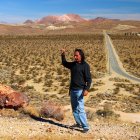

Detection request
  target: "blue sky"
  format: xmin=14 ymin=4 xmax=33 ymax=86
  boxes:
xmin=0 ymin=0 xmax=140 ymax=23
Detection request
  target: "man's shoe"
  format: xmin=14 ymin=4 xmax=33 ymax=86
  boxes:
xmin=70 ymin=123 xmax=82 ymax=128
xmin=82 ymin=128 xmax=89 ymax=133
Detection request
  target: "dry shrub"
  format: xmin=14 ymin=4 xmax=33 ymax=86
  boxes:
xmin=96 ymin=103 xmax=120 ymax=119
xmin=0 ymin=108 xmax=21 ymax=117
xmin=22 ymin=105 xmax=40 ymax=117
xmin=86 ymin=109 xmax=95 ymax=121
xmin=0 ymin=94 xmax=6 ymax=108
xmin=40 ymin=101 xmax=65 ymax=121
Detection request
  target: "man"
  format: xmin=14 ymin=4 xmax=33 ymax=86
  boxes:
xmin=61 ymin=48 xmax=92 ymax=133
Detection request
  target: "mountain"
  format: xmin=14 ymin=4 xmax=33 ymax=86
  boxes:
xmin=89 ymin=17 xmax=120 ymax=22
xmin=0 ymin=14 xmax=140 ymax=35
xmin=34 ymin=14 xmax=87 ymax=24
xmin=24 ymin=20 xmax=34 ymax=24
xmin=24 ymin=15 xmax=120 ymax=25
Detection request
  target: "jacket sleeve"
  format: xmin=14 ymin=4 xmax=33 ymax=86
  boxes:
xmin=61 ymin=54 xmax=73 ymax=69
xmin=84 ymin=63 xmax=92 ymax=91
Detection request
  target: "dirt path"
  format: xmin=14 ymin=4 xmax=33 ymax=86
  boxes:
xmin=104 ymin=32 xmax=140 ymax=83
xmin=116 ymin=111 xmax=140 ymax=123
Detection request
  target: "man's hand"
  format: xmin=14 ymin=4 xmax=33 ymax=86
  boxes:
xmin=60 ymin=49 xmax=66 ymax=55
xmin=83 ymin=90 xmax=88 ymax=96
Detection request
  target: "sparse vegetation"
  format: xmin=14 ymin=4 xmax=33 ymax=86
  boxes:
xmin=0 ymin=34 xmax=106 ymax=106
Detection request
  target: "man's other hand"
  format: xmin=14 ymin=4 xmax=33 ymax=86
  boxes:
xmin=83 ymin=90 xmax=88 ymax=96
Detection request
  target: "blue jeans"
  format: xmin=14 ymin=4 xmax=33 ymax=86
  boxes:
xmin=70 ymin=89 xmax=89 ymax=130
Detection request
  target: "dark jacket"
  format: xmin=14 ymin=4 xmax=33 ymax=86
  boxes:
xmin=61 ymin=54 xmax=92 ymax=91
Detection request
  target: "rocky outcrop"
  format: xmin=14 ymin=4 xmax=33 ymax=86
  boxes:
xmin=0 ymin=84 xmax=29 ymax=109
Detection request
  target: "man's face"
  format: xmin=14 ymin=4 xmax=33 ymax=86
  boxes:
xmin=74 ymin=51 xmax=81 ymax=63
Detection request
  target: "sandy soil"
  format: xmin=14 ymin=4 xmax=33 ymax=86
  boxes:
xmin=0 ymin=108 xmax=140 ymax=140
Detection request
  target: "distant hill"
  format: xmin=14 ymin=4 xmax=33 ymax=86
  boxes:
xmin=24 ymin=20 xmax=34 ymax=24
xmin=23 ymin=14 xmax=119 ymax=25
xmin=23 ymin=15 xmax=121 ymax=25
xmin=30 ymin=14 xmax=87 ymax=25
xmin=89 ymin=17 xmax=120 ymax=22
xmin=0 ymin=14 xmax=140 ymax=35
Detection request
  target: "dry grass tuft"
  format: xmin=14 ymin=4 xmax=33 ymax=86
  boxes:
xmin=22 ymin=105 xmax=40 ymax=117
xmin=0 ymin=108 xmax=21 ymax=117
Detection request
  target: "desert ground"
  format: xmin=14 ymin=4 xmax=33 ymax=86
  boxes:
xmin=0 ymin=73 xmax=140 ymax=140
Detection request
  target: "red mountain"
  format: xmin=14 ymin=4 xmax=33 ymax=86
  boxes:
xmin=35 ymin=14 xmax=87 ymax=24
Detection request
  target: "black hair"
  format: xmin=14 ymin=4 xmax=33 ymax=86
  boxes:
xmin=74 ymin=48 xmax=85 ymax=62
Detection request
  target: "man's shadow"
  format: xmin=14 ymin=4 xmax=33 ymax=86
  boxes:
xmin=30 ymin=114 xmax=82 ymax=132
